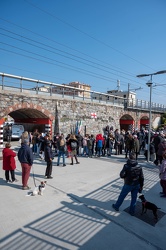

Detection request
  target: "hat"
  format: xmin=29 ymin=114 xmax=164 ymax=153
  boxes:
xmin=133 ymin=135 xmax=137 ymax=138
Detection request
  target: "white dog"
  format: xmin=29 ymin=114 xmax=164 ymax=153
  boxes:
xmin=32 ymin=181 xmax=47 ymax=196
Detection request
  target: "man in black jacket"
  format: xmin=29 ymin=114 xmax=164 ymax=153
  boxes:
xmin=18 ymin=139 xmax=33 ymax=190
xmin=112 ymin=152 xmax=144 ymax=215
xmin=44 ymin=140 xmax=53 ymax=179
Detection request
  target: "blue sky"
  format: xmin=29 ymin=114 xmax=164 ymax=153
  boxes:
xmin=1 ymin=0 xmax=166 ymax=104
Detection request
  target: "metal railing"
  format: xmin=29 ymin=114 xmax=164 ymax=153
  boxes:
xmin=1 ymin=72 xmax=166 ymax=112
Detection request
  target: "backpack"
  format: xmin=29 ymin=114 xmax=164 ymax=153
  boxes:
xmin=71 ymin=141 xmax=77 ymax=149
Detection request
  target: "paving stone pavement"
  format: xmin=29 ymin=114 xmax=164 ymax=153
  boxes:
xmin=0 ymin=144 xmax=166 ymax=250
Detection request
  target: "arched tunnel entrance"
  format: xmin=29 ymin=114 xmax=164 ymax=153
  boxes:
xmin=120 ymin=114 xmax=134 ymax=131
xmin=6 ymin=108 xmax=52 ymax=134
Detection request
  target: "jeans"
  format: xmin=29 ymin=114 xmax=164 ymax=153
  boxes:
xmin=57 ymin=151 xmax=66 ymax=165
xmin=97 ymin=147 xmax=102 ymax=157
xmin=32 ymin=144 xmax=37 ymax=154
xmin=114 ymin=184 xmax=140 ymax=213
xmin=83 ymin=146 xmax=88 ymax=156
xmin=88 ymin=148 xmax=92 ymax=157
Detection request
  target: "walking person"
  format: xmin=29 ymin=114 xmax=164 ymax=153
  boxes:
xmin=57 ymin=135 xmax=66 ymax=166
xmin=18 ymin=139 xmax=33 ymax=190
xmin=112 ymin=152 xmax=144 ymax=216
xmin=44 ymin=140 xmax=54 ymax=179
xmin=68 ymin=134 xmax=80 ymax=165
xmin=2 ymin=142 xmax=18 ymax=183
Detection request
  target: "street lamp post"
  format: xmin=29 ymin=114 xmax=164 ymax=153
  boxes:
xmin=136 ymin=70 xmax=166 ymax=163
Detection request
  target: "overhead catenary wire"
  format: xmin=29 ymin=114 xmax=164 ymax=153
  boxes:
xmin=0 ymin=17 xmax=147 ymax=90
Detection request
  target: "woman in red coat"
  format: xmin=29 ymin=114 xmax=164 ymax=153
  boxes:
xmin=2 ymin=143 xmax=18 ymax=183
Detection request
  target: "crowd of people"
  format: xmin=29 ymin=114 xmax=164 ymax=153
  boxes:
xmin=2 ymin=127 xmax=166 ymax=199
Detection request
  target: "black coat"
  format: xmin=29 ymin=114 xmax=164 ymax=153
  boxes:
xmin=18 ymin=143 xmax=33 ymax=166
xmin=120 ymin=159 xmax=144 ymax=187
xmin=44 ymin=145 xmax=53 ymax=162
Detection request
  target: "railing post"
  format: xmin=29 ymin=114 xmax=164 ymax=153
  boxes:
xmin=20 ymin=78 xmax=23 ymax=92
xmin=91 ymin=92 xmax=93 ymax=102
xmin=2 ymin=74 xmax=4 ymax=90
xmin=50 ymin=84 xmax=52 ymax=96
xmin=36 ymin=81 xmax=39 ymax=94
xmin=62 ymin=87 xmax=64 ymax=98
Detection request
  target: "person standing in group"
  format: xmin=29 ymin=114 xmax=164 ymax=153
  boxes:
xmin=82 ymin=134 xmax=88 ymax=156
xmin=87 ymin=135 xmax=93 ymax=158
xmin=18 ymin=139 xmax=33 ymax=190
xmin=57 ymin=135 xmax=66 ymax=166
xmin=158 ymin=152 xmax=166 ymax=197
xmin=44 ymin=140 xmax=54 ymax=178
xmin=68 ymin=134 xmax=80 ymax=165
xmin=6 ymin=126 xmax=12 ymax=143
xmin=114 ymin=129 xmax=121 ymax=155
xmin=2 ymin=142 xmax=18 ymax=183
xmin=76 ymin=132 xmax=83 ymax=156
xmin=133 ymin=135 xmax=140 ymax=160
xmin=157 ymin=137 xmax=166 ymax=164
xmin=125 ymin=132 xmax=134 ymax=158
xmin=96 ymin=134 xmax=103 ymax=157
xmin=112 ymin=152 xmax=144 ymax=216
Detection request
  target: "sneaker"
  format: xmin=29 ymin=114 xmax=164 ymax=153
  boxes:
xmin=57 ymin=164 xmax=59 ymax=166
xmin=112 ymin=204 xmax=119 ymax=211
xmin=22 ymin=186 xmax=31 ymax=190
xmin=63 ymin=164 xmax=66 ymax=167
xmin=6 ymin=180 xmax=12 ymax=183
xmin=70 ymin=163 xmax=73 ymax=165
xmin=47 ymin=176 xmax=53 ymax=179
xmin=12 ymin=179 xmax=18 ymax=183
xmin=76 ymin=162 xmax=80 ymax=164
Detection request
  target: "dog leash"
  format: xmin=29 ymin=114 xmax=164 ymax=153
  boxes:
xmin=32 ymin=164 xmax=37 ymax=187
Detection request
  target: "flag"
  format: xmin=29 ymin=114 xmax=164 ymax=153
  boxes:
xmin=91 ymin=113 xmax=97 ymax=119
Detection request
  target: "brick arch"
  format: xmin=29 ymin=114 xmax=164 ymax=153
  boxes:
xmin=4 ymin=102 xmax=54 ymax=121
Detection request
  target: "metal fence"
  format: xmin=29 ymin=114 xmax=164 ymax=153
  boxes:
xmin=1 ymin=72 xmax=166 ymax=112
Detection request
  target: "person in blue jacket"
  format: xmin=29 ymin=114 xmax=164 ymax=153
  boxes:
xmin=18 ymin=139 xmax=33 ymax=190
